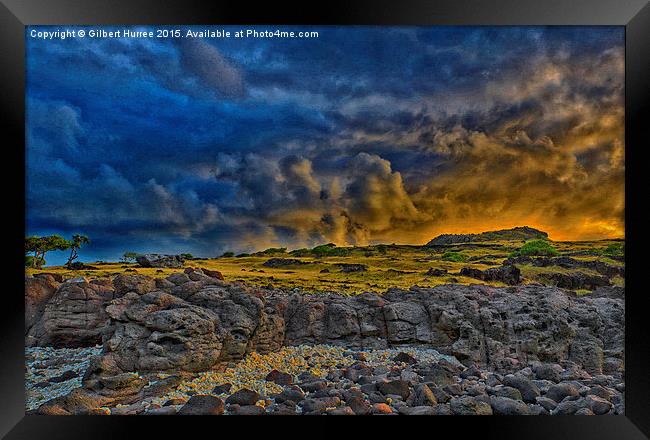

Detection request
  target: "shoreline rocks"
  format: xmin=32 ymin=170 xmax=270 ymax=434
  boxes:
xmin=26 ymin=269 xmax=624 ymax=415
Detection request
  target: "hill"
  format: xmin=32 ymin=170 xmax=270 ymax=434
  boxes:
xmin=426 ymin=226 xmax=548 ymax=246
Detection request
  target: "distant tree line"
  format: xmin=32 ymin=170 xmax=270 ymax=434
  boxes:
xmin=25 ymin=234 xmax=90 ymax=268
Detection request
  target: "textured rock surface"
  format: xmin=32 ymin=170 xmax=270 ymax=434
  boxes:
xmin=26 ymin=279 xmax=118 ymax=348
xmin=66 ymin=273 xmax=624 ymax=373
xmin=28 ymin=270 xmax=624 ymax=415
xmin=30 ymin=272 xmax=624 ymax=376
xmin=25 ymin=275 xmax=60 ymax=334
xmin=136 ymin=254 xmax=185 ymax=268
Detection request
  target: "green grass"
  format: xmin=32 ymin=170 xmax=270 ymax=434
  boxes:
xmin=26 ymin=238 xmax=625 ymax=295
xmin=441 ymin=252 xmax=467 ymax=262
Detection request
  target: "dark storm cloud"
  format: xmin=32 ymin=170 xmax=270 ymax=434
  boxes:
xmin=26 ymin=26 xmax=624 ymax=263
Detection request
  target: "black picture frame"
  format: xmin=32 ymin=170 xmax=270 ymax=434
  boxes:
xmin=2 ymin=0 xmax=648 ymax=438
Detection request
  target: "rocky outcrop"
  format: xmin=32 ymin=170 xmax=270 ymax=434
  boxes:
xmin=459 ymin=264 xmax=521 ymax=285
xmin=25 ymin=275 xmax=60 ymax=334
xmin=58 ymin=272 xmax=622 ymax=380
xmin=506 ymin=256 xmax=624 ymax=278
xmin=29 ymin=268 xmax=625 ymax=416
xmin=542 ymin=272 xmax=610 ymax=290
xmin=136 ymin=254 xmax=185 ymax=268
xmin=26 ymin=278 xmax=118 ymax=348
xmin=262 ymin=258 xmax=309 ymax=268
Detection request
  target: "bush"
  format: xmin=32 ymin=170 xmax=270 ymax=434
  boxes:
xmin=220 ymin=251 xmax=234 ymax=258
xmin=511 ymin=239 xmax=558 ymax=257
xmin=235 ymin=253 xmax=250 ymax=258
xmin=602 ymin=242 xmax=624 ymax=257
xmin=258 ymin=247 xmax=287 ymax=255
xmin=311 ymin=243 xmax=351 ymax=257
xmin=441 ymin=252 xmax=466 ymax=262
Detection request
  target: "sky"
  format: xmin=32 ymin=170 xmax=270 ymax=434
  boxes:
xmin=25 ymin=26 xmax=625 ymax=264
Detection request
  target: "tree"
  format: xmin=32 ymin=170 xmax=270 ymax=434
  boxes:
xmin=121 ymin=252 xmax=140 ymax=263
xmin=25 ymin=235 xmax=71 ymax=268
xmin=65 ymin=234 xmax=90 ymax=267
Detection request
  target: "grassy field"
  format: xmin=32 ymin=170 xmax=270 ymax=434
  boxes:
xmin=26 ymin=238 xmax=624 ymax=295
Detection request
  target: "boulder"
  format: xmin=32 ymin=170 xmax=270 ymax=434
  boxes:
xmin=178 ymin=395 xmax=224 ymax=415
xmin=136 ymin=254 xmax=185 ymax=268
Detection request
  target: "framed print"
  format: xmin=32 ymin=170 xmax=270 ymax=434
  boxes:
xmin=1 ymin=0 xmax=649 ymax=438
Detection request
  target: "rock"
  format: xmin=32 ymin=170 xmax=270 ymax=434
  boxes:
xmin=201 ymin=268 xmax=225 ymax=280
xmin=377 ymin=380 xmax=410 ymax=400
xmin=490 ymin=396 xmax=530 ymax=415
xmin=44 ymin=275 xmax=623 ymax=398
xmin=113 ymin=274 xmax=156 ymax=295
xmin=265 ymin=370 xmax=293 ymax=385
xmin=551 ymin=398 xmax=587 ymax=415
xmin=346 ymin=396 xmax=371 ymax=415
xmin=371 ymin=403 xmax=393 ymax=414
xmin=419 ymin=364 xmax=456 ymax=386
xmin=26 ymin=280 xmax=116 ymax=348
xmin=136 ymin=254 xmax=185 ymax=268
xmin=543 ymin=272 xmax=610 ymax=291
xmin=450 ymin=396 xmax=493 ymax=415
xmin=145 ymin=406 xmax=177 ymax=415
xmin=585 ymin=395 xmax=613 ymax=415
xmin=229 ymin=404 xmax=265 ymax=415
xmin=225 ymin=388 xmax=261 ymax=406
xmin=34 ymin=272 xmax=65 ymax=282
xmin=412 ymin=384 xmax=437 ymax=406
xmin=48 ymin=369 xmax=78 ymax=383
xmin=487 ymin=385 xmax=523 ymax=401
xmin=163 ymin=398 xmax=187 ymax=406
xmin=393 ymin=352 xmax=417 ymax=364
xmin=336 ymin=263 xmax=367 ymax=273
xmin=502 ymin=374 xmax=540 ymax=403
xmin=398 ymin=406 xmax=438 ymax=415
xmin=274 ymin=385 xmax=305 ymax=404
xmin=575 ymin=407 xmax=594 ymax=415
xmin=425 ymin=268 xmax=448 ymax=277
xmin=299 ymin=396 xmax=341 ymax=413
xmin=178 ymin=395 xmax=224 ymax=415
xmin=25 ymin=276 xmax=60 ymax=334
xmin=327 ymin=406 xmax=355 ymax=415
xmin=536 ymin=396 xmax=558 ymax=412
xmin=68 ymin=262 xmax=99 ymax=270
xmin=66 ymin=277 xmax=88 ymax=283
xmin=301 ymin=380 xmax=328 ymax=393
xmin=460 ymin=365 xmax=482 ymax=379
xmin=533 ymin=363 xmax=562 ymax=383
xmin=142 ymin=375 xmax=182 ymax=399
xmin=460 ymin=264 xmax=520 ymax=285
xmin=212 ymin=383 xmax=232 ymax=395
xmin=546 ymin=383 xmax=581 ymax=403
xmin=262 ymin=258 xmax=308 ymax=268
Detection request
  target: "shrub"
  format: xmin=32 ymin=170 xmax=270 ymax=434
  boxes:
xmin=441 ymin=252 xmax=467 ymax=262
xmin=235 ymin=253 xmax=250 ymax=258
xmin=511 ymin=239 xmax=558 ymax=257
xmin=220 ymin=251 xmax=234 ymax=258
xmin=311 ymin=243 xmax=351 ymax=257
xmin=181 ymin=253 xmax=195 ymax=260
xmin=289 ymin=248 xmax=312 ymax=257
xmin=258 ymin=247 xmax=287 ymax=255
xmin=602 ymin=242 xmax=624 ymax=257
